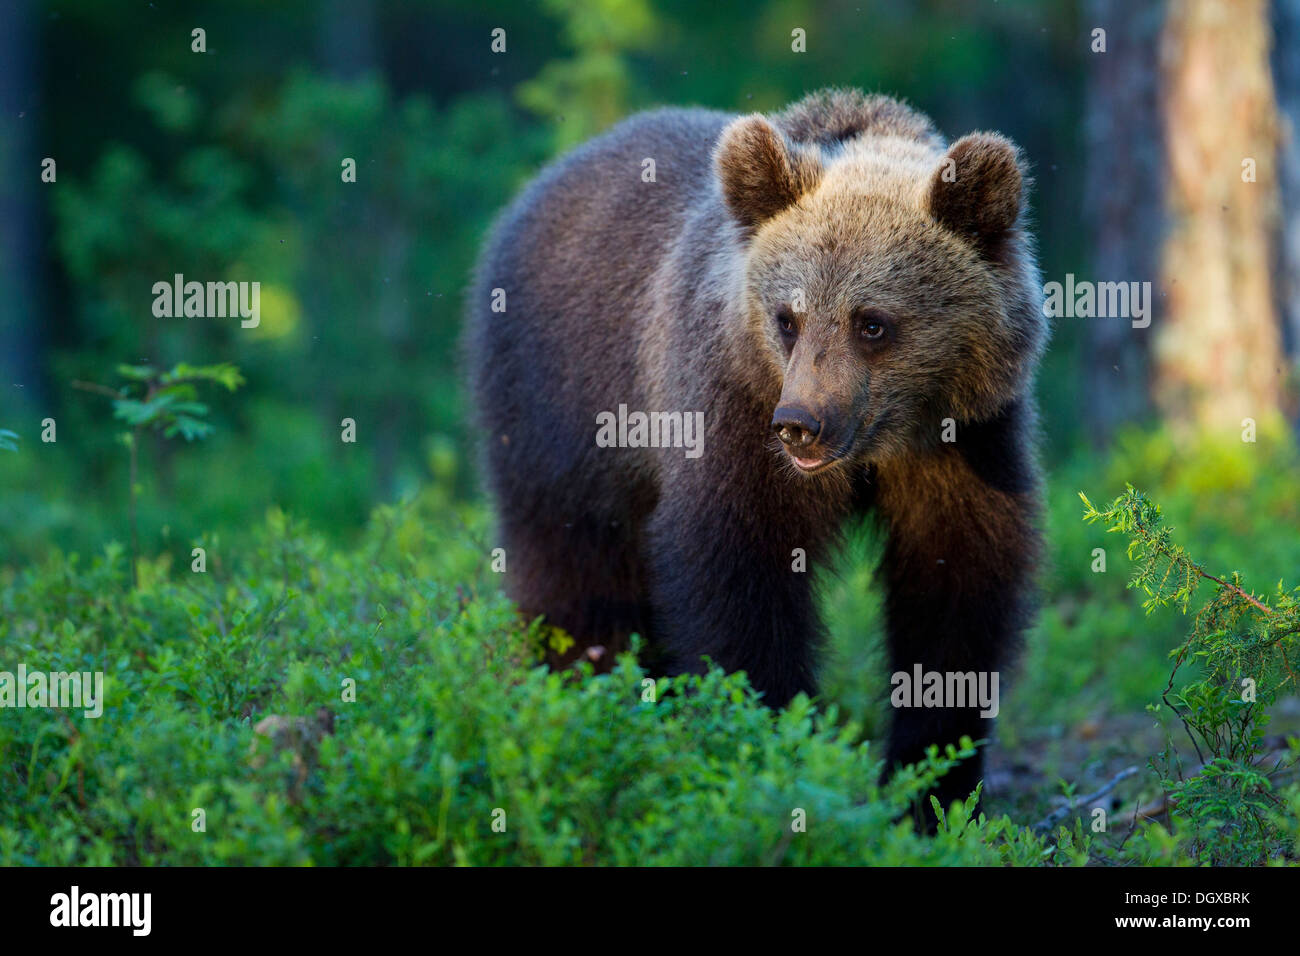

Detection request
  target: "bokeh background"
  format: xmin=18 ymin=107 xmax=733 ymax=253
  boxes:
xmin=3 ymin=0 xmax=1300 ymax=836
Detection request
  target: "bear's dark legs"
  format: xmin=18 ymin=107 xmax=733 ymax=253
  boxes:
xmin=644 ymin=451 xmax=847 ymax=707
xmin=646 ymin=512 xmax=819 ymax=706
xmin=874 ymin=404 xmax=1040 ymax=829
xmin=880 ymin=565 xmax=1009 ymax=826
xmin=498 ymin=508 xmax=653 ymax=670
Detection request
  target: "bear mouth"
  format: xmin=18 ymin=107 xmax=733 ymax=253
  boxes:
xmin=790 ymin=453 xmax=838 ymax=473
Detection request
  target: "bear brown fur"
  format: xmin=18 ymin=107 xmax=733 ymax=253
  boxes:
xmin=465 ymin=88 xmax=1047 ymax=821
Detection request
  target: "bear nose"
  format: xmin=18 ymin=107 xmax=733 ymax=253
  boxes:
xmin=771 ymin=405 xmax=822 ymax=448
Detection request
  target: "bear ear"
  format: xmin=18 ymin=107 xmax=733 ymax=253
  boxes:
xmin=715 ymin=115 xmax=821 ymax=233
xmin=926 ymin=132 xmax=1023 ymax=255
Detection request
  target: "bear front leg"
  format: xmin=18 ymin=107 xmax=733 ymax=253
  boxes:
xmin=874 ymin=406 xmax=1042 ymax=827
xmin=644 ymin=466 xmax=838 ymax=709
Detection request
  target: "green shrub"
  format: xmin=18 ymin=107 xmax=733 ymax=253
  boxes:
xmin=1 ymin=487 xmax=1075 ymax=866
xmin=1081 ymin=483 xmax=1300 ymax=865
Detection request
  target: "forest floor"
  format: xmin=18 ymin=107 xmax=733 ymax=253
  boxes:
xmin=987 ymin=697 xmax=1300 ymax=852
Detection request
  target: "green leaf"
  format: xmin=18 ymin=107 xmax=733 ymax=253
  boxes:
xmin=162 ymin=362 xmax=245 ymax=392
xmin=162 ymin=416 xmax=213 ymax=441
xmin=115 ymin=363 xmax=157 ymax=381
xmin=113 ymin=392 xmax=178 ymax=426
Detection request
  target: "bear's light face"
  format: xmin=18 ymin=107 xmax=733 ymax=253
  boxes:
xmin=715 ymin=114 xmax=1041 ymax=474
xmin=747 ymin=192 xmax=1022 ymax=469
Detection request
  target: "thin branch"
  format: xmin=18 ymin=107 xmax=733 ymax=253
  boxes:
xmin=70 ymin=379 xmax=122 ymax=400
xmin=1161 ymin=636 xmax=1207 ymax=766
xmin=1032 ymin=766 xmax=1139 ymax=833
xmin=1195 ymin=569 xmax=1273 ymax=616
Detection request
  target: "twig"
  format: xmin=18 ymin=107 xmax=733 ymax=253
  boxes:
xmin=1115 ymin=792 xmax=1169 ymax=831
xmin=1033 ymin=766 xmax=1139 ymax=833
xmin=70 ymin=379 xmax=121 ymax=400
xmin=1162 ymin=638 xmax=1207 ymax=766
xmin=1196 ymin=569 xmax=1273 ymax=617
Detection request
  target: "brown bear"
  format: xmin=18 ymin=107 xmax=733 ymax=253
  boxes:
xmin=465 ymin=88 xmax=1046 ymax=820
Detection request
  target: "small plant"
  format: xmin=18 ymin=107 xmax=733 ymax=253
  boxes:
xmin=1082 ymin=485 xmax=1300 ymax=863
xmin=74 ymin=362 xmax=245 ymax=587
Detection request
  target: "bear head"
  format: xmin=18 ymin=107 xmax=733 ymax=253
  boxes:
xmin=715 ymin=112 xmax=1046 ymax=474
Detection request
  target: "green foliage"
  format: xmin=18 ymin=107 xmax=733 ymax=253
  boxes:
xmin=105 ymin=362 xmax=246 ymax=441
xmin=1 ymin=490 xmax=1066 ymax=866
xmin=7 ymin=64 xmax=548 ymax=569
xmin=72 ymin=362 xmax=246 ymax=588
xmin=1008 ymin=429 xmax=1300 ymax=730
xmin=1081 ymin=484 xmax=1300 ymax=864
xmin=517 ymin=0 xmax=658 ymax=148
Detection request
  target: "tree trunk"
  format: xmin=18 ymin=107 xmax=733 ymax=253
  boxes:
xmin=0 ymin=0 xmax=45 ymax=411
xmin=1083 ymin=0 xmax=1164 ymax=443
xmin=1273 ymin=0 xmax=1300 ymax=423
xmin=1155 ymin=0 xmax=1285 ymax=433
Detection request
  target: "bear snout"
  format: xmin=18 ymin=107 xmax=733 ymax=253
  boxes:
xmin=771 ymin=404 xmax=822 ymax=449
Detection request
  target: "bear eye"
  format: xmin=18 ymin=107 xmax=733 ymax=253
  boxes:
xmin=854 ymin=307 xmax=893 ymax=346
xmin=775 ymin=305 xmax=797 ymax=337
